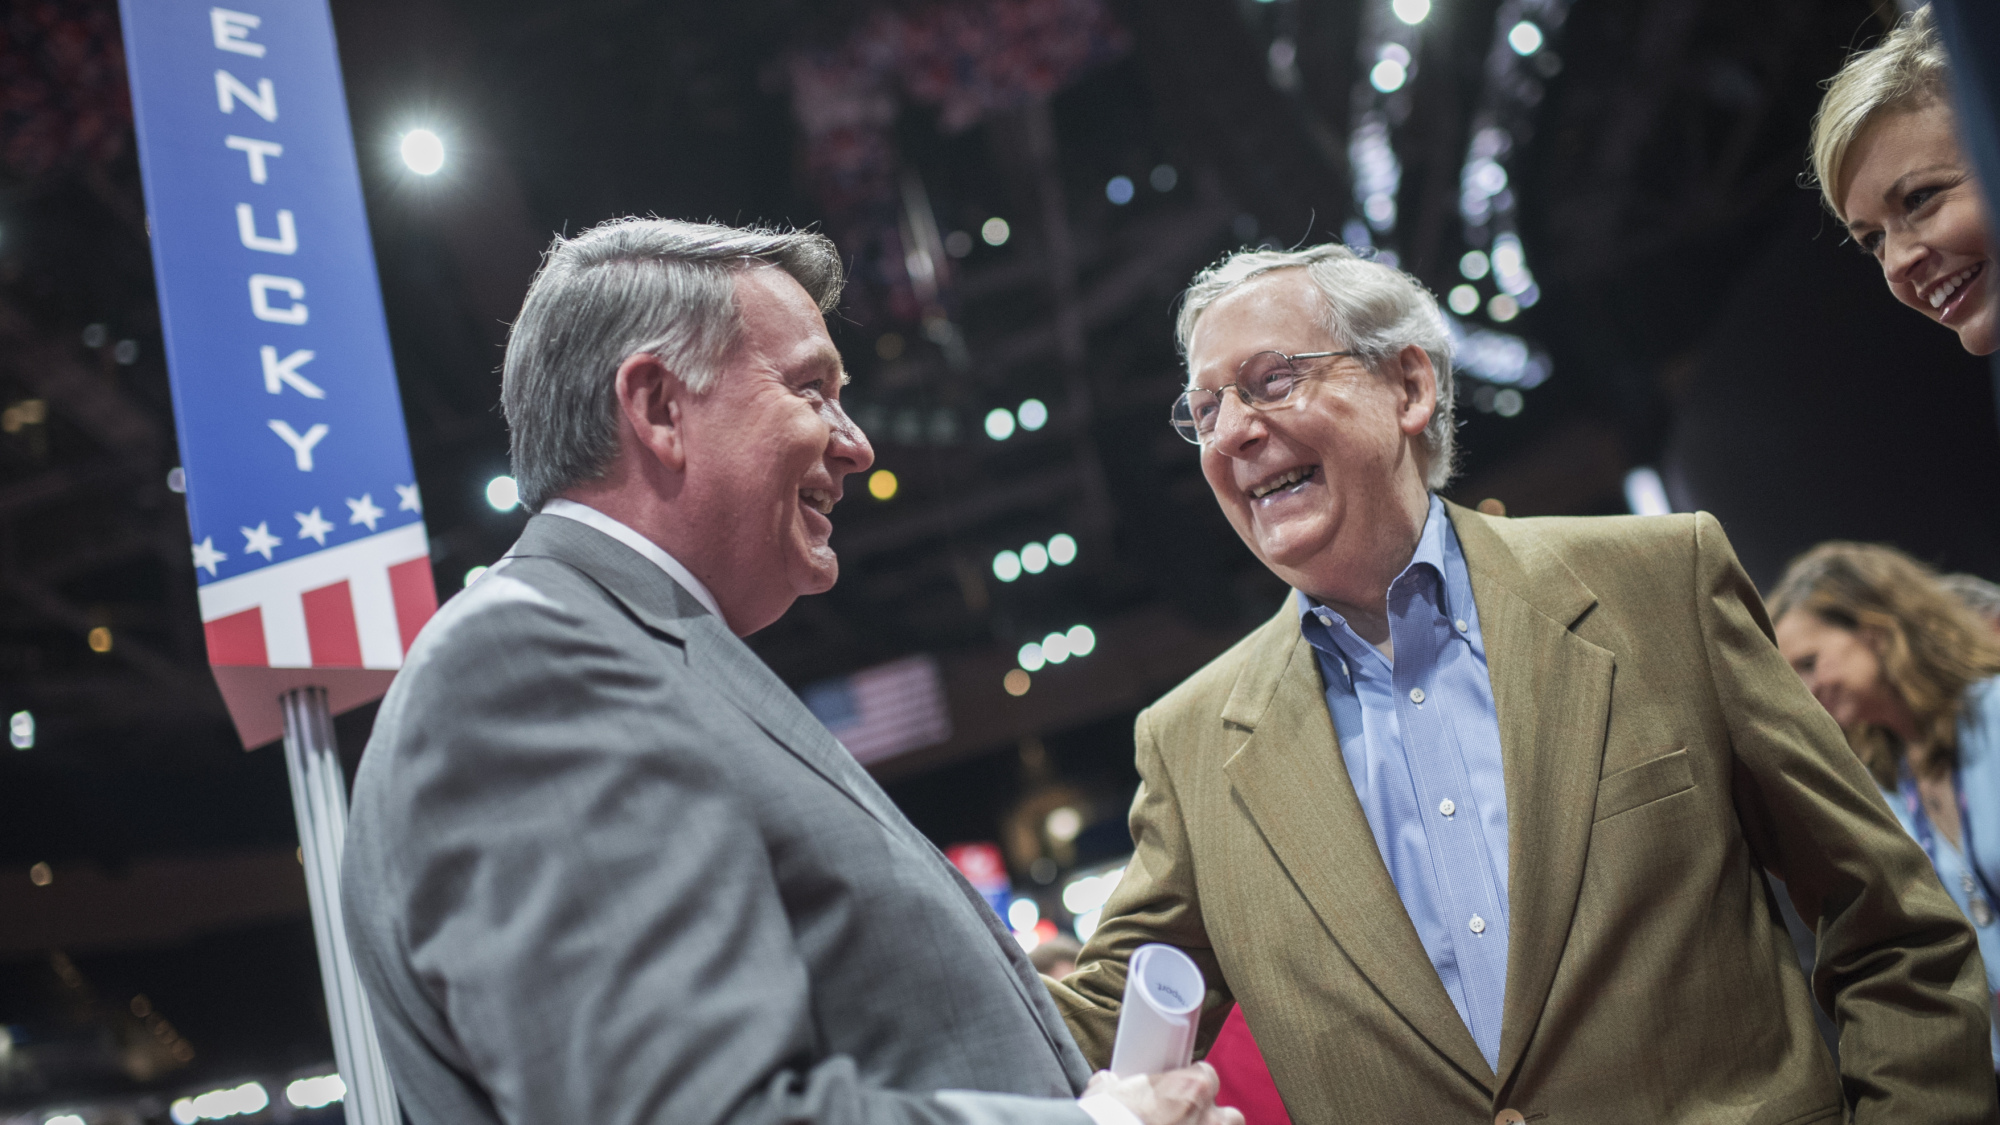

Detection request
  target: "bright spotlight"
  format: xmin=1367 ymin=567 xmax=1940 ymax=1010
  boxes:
xmin=1008 ymin=897 xmax=1041 ymax=931
xmin=1018 ymin=642 xmax=1046 ymax=673
xmin=984 ymin=408 xmax=1016 ymax=441
xmin=1448 ymin=285 xmax=1481 ymax=315
xmin=868 ymin=469 xmax=899 ymax=500
xmin=992 ymin=550 xmax=1023 ymax=583
xmin=1066 ymin=624 xmax=1096 ymax=656
xmin=400 ymin=129 xmax=445 ymax=175
xmin=1041 ymin=631 xmax=1071 ymax=664
xmin=285 ymin=1074 xmax=347 ymax=1110
xmin=46 ymin=1115 xmax=84 ymax=1125
xmin=1370 ymin=59 xmax=1408 ymax=94
xmin=463 ymin=565 xmax=488 ymax=588
xmin=1487 ymin=294 xmax=1520 ymax=322
xmin=172 ymin=1082 xmax=269 ymax=1124
xmin=1459 ymin=250 xmax=1491 ymax=280
xmin=981 ymin=217 xmax=1011 ymax=246
xmin=9 ymin=710 xmax=33 ymax=750
xmin=1105 ymin=175 xmax=1135 ymax=205
xmin=485 ymin=475 xmax=519 ymax=511
xmin=1016 ymin=399 xmax=1049 ymax=431
xmin=1021 ymin=542 xmax=1049 ymax=574
xmin=1392 ymin=0 xmax=1431 ymax=23
xmin=1047 ymin=533 xmax=1077 ymax=566
xmin=1045 ymin=806 xmax=1083 ymax=842
xmin=1508 ymin=21 xmax=1544 ymax=55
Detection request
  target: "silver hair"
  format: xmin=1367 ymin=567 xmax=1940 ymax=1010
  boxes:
xmin=1174 ymin=243 xmax=1458 ymax=489
xmin=500 ymin=217 xmax=844 ymax=512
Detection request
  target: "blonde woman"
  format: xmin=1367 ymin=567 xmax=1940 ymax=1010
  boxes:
xmin=1772 ymin=543 xmax=2000 ymax=1072
xmin=1810 ymin=5 xmax=1996 ymax=356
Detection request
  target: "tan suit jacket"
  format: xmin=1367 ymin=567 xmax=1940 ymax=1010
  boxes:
xmin=1050 ymin=504 xmax=1996 ymax=1124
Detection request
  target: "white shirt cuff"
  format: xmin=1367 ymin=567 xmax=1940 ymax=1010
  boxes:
xmin=1077 ymin=1093 xmax=1146 ymax=1125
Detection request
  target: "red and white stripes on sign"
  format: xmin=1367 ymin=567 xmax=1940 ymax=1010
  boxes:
xmin=198 ymin=523 xmax=437 ymax=668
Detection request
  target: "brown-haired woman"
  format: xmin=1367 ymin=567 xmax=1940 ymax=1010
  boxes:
xmin=1770 ymin=541 xmax=2000 ymax=1071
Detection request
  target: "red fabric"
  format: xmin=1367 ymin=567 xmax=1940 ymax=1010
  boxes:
xmin=1206 ymin=1005 xmax=1292 ymax=1125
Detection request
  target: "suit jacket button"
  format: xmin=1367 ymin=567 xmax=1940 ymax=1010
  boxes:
xmin=1495 ymin=1110 xmax=1527 ymax=1125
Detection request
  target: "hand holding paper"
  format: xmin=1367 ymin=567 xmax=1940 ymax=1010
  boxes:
xmin=1109 ymin=943 xmax=1205 ymax=1078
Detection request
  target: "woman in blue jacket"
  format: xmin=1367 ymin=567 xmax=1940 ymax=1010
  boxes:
xmin=1773 ymin=542 xmax=2000 ymax=1070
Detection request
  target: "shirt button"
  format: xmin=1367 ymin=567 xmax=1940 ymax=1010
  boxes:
xmin=1439 ymin=798 xmax=1456 ymax=817
xmin=1455 ymin=618 xmax=1468 ymax=633
xmin=1469 ymin=915 xmax=1486 ymax=934
xmin=1496 ymin=1112 xmax=1526 ymax=1125
xmin=1409 ymin=687 xmax=1425 ymax=704
xmin=1317 ymin=611 xmax=1332 ymax=626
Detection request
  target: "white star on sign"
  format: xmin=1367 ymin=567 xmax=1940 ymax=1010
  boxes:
xmin=192 ymin=536 xmax=227 ymax=576
xmin=241 ymin=522 xmax=282 ymax=561
xmin=295 ymin=507 xmax=334 ymax=546
xmin=346 ymin=493 xmax=384 ymax=532
xmin=395 ymin=482 xmax=422 ymax=513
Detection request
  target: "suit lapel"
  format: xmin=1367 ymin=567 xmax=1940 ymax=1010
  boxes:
xmin=1447 ymin=506 xmax=1615 ymax=1089
xmin=1222 ymin=608 xmax=1496 ymax=1088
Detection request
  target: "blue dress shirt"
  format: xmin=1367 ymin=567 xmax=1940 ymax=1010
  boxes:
xmin=1297 ymin=494 xmax=1511 ymax=1069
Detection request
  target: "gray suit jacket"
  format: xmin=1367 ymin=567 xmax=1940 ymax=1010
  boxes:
xmin=341 ymin=514 xmax=1095 ymax=1125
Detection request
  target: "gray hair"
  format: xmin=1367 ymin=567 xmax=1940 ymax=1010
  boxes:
xmin=1175 ymin=243 xmax=1458 ymax=489
xmin=1941 ymin=572 xmax=2000 ymax=624
xmin=1808 ymin=4 xmax=1949 ymax=221
xmin=501 ymin=217 xmax=845 ymax=511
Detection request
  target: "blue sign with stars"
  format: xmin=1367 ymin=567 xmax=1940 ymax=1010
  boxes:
xmin=120 ymin=0 xmax=421 ymax=585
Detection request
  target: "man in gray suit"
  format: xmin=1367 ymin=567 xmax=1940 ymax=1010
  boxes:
xmin=340 ymin=217 xmax=1236 ymax=1125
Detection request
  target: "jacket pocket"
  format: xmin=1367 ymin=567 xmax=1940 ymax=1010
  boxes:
xmin=1593 ymin=747 xmax=1695 ymax=823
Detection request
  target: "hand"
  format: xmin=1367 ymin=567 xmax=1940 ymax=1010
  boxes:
xmin=1084 ymin=1063 xmax=1244 ymax=1125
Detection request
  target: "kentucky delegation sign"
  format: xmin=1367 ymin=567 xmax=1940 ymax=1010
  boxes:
xmin=120 ymin=0 xmax=437 ymax=746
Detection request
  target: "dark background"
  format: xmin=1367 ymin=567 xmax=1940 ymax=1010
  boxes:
xmin=1 ymin=0 xmax=1995 ymax=1114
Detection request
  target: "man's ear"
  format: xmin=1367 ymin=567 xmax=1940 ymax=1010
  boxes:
xmin=1391 ymin=343 xmax=1439 ymax=439
xmin=614 ymin=352 xmax=689 ymax=473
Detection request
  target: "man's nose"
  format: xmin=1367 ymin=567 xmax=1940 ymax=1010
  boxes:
xmin=828 ymin=401 xmax=875 ymax=473
xmin=1207 ymin=390 xmax=1264 ymax=456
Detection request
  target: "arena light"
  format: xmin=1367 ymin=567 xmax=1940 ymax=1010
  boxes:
xmin=1105 ymin=176 xmax=1135 ymax=205
xmin=981 ymin=217 xmax=1011 ymax=246
xmin=1369 ymin=58 xmax=1407 ymax=94
xmin=399 ymin=129 xmax=444 ymax=175
xmin=1149 ymin=164 xmax=1178 ymax=192
xmin=484 ymin=475 xmax=519 ymax=511
xmin=285 ymin=1074 xmax=346 ymax=1110
xmin=462 ymin=565 xmax=488 ymax=588
xmin=984 ymin=408 xmax=1016 ymax=441
xmin=9 ymin=710 xmax=33 ymax=750
xmin=1066 ymin=624 xmax=1096 ymax=656
xmin=170 ymin=1082 xmax=269 ymax=1124
xmin=1046 ymin=533 xmax=1077 ymax=566
xmin=1008 ymin=897 xmax=1040 ymax=932
xmin=1448 ymin=285 xmax=1480 ymax=316
xmin=1459 ymin=250 xmax=1490 ymax=280
xmin=992 ymin=550 xmax=1023 ymax=583
xmin=1020 ymin=542 xmax=1049 ymax=574
xmin=1018 ymin=642 xmax=1046 ymax=673
xmin=868 ymin=469 xmax=898 ymax=500
xmin=1016 ymin=399 xmax=1048 ymax=431
xmin=1624 ymin=466 xmax=1672 ymax=516
xmin=1507 ymin=20 xmax=1544 ymax=56
xmin=46 ymin=1115 xmax=84 ymax=1125
xmin=1046 ymin=806 xmax=1083 ymax=843
xmin=1041 ymin=631 xmax=1071 ymax=664
xmin=1391 ymin=0 xmax=1431 ymax=24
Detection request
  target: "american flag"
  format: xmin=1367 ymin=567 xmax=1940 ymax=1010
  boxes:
xmin=199 ymin=521 xmax=436 ymax=669
xmin=801 ymin=654 xmax=952 ymax=765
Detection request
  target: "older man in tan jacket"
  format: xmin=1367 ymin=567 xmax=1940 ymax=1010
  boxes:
xmin=1048 ymin=243 xmax=1996 ymax=1123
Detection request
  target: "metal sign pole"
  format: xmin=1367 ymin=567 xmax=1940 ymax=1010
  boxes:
xmin=279 ymin=687 xmax=399 ymax=1125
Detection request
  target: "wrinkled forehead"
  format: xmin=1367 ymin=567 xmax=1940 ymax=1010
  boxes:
xmin=1184 ymin=270 xmax=1336 ymax=387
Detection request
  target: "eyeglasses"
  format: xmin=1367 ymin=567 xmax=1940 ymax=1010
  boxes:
xmin=1170 ymin=350 xmax=1358 ymax=445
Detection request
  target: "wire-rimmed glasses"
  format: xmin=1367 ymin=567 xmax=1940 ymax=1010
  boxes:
xmin=1170 ymin=350 xmax=1358 ymax=445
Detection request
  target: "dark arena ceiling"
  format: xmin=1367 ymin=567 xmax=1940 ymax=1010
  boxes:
xmin=1 ymin=0 xmax=1997 ymax=1113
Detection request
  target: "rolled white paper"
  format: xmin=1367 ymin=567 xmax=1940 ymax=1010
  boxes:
xmin=1108 ymin=943 xmax=1205 ymax=1078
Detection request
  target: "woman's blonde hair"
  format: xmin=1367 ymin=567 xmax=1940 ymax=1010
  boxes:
xmin=1769 ymin=541 xmax=2000 ymax=788
xmin=1808 ymin=4 xmax=1952 ymax=221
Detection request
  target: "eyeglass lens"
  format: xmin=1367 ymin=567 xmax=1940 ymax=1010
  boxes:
xmin=1173 ymin=352 xmax=1300 ymax=440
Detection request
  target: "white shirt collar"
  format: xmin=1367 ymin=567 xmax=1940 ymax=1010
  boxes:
xmin=537 ymin=498 xmax=725 ymax=622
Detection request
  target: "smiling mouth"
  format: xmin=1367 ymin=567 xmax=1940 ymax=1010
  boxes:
xmin=1929 ymin=261 xmax=1985 ymax=317
xmin=800 ymin=488 xmax=835 ymax=515
xmin=1248 ymin=465 xmax=1319 ymax=500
